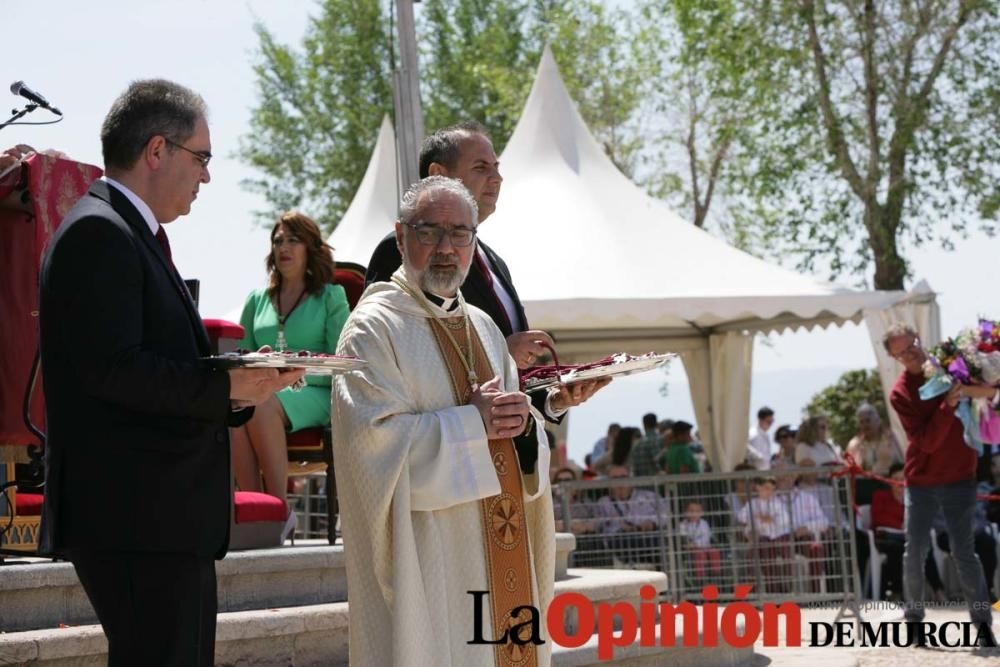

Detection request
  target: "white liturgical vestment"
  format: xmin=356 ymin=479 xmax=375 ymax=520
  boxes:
xmin=332 ymin=268 xmax=555 ymax=667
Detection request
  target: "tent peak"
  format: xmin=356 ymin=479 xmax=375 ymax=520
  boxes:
xmin=326 ymin=116 xmax=399 ymax=264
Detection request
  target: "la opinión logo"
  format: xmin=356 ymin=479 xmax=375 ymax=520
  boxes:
xmin=468 ymin=585 xmax=997 ymax=659
xmin=469 ymin=584 xmax=798 ymax=660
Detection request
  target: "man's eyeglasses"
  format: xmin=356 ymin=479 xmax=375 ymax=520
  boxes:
xmin=890 ymin=337 xmax=921 ymax=360
xmin=403 ymin=222 xmax=476 ymax=247
xmin=164 ymin=138 xmax=212 ymax=168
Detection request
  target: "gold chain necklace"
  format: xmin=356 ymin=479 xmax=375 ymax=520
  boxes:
xmin=391 ymin=276 xmax=478 ymax=389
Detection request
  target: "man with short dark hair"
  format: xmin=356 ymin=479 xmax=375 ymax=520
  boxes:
xmin=366 ymin=122 xmax=608 ymax=418
xmin=659 ymin=420 xmax=700 ymax=474
xmin=884 ymin=324 xmax=996 ymax=645
xmin=772 ymin=424 xmax=798 ymax=465
xmin=630 ymin=412 xmax=664 ymax=477
xmin=748 ymin=406 xmax=775 ymax=470
xmin=39 ymin=79 xmax=302 ymax=665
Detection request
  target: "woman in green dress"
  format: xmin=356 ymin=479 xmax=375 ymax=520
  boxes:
xmin=232 ymin=212 xmax=349 ymax=516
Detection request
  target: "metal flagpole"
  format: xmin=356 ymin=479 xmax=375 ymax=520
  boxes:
xmin=393 ymin=0 xmax=425 ymax=193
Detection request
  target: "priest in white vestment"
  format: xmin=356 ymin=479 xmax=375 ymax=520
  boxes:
xmin=332 ymin=176 xmax=555 ymax=667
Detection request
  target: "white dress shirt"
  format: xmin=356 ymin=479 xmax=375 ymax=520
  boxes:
xmin=104 ymin=176 xmax=159 ymax=237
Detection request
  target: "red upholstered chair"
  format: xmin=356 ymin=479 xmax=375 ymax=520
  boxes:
xmin=333 ymin=260 xmax=367 ymax=310
xmin=14 ymin=492 xmax=43 ymax=517
xmin=210 ymin=261 xmax=365 ymax=545
xmin=286 ymin=427 xmax=337 ymax=542
xmin=203 ymin=318 xmax=246 ymax=355
xmin=230 ymin=490 xmax=289 ymax=550
xmin=284 ymin=261 xmax=367 ymax=543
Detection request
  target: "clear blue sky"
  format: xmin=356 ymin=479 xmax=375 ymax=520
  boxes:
xmin=7 ymin=0 xmax=994 ymax=462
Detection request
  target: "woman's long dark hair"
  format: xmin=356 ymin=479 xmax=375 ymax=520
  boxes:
xmin=266 ymin=211 xmax=335 ymax=297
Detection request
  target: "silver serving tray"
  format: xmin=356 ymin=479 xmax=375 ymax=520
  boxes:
xmin=202 ymin=353 xmax=367 ymax=376
xmin=523 ymin=352 xmax=675 ymax=393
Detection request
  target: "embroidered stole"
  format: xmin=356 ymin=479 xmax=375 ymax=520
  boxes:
xmin=427 ymin=317 xmax=538 ymax=667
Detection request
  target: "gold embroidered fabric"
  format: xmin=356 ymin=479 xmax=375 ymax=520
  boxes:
xmin=428 ymin=319 xmax=538 ymax=667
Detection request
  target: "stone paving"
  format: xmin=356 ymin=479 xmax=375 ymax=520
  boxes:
xmin=752 ymin=603 xmax=1000 ymax=667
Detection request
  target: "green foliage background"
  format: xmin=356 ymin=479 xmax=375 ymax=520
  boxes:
xmin=806 ymin=368 xmax=886 ymax=448
xmin=239 ymin=0 xmax=999 ymax=291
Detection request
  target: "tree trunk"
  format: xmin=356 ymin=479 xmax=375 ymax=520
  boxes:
xmin=866 ymin=204 xmax=907 ymax=290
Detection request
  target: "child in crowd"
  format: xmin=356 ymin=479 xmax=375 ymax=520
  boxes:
xmin=679 ymin=501 xmax=721 ymax=581
xmin=737 ymin=477 xmax=792 ymax=592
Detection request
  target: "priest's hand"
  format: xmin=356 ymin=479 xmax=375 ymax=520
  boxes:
xmin=549 ymin=378 xmax=612 ymax=412
xmin=507 ymin=330 xmax=555 ymax=369
xmin=228 ymin=367 xmax=306 ymax=405
xmin=472 ymin=375 xmax=531 ymax=439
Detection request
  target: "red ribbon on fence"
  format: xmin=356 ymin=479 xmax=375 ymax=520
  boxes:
xmin=830 ymin=453 xmax=1000 ymax=507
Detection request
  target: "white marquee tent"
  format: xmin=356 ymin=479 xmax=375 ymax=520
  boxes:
xmin=327 ymin=115 xmax=399 ymax=265
xmin=282 ymin=48 xmax=941 ymax=470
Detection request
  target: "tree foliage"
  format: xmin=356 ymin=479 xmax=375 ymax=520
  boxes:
xmin=421 ymin=0 xmax=646 ymax=173
xmin=238 ymin=0 xmax=393 ymax=231
xmin=674 ymin=0 xmax=1000 ymax=288
xmin=241 ymin=0 xmax=1000 ymax=289
xmin=241 ymin=0 xmax=645 ymax=233
xmin=632 ymin=1 xmax=786 ymax=231
xmin=806 ymin=368 xmax=886 ymax=448
xmin=419 ymin=0 xmax=535 ymax=152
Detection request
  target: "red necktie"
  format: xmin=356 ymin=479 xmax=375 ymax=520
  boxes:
xmin=474 ymin=250 xmax=513 ymax=333
xmin=155 ymin=226 xmax=177 ymax=273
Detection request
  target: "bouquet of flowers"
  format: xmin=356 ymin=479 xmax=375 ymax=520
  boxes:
xmin=920 ymin=319 xmax=1000 ymax=450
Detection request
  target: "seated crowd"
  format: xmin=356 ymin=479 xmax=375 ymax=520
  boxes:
xmin=548 ymin=406 xmax=1000 ymax=604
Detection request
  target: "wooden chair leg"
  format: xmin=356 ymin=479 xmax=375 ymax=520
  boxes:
xmin=326 ymin=463 xmax=338 ymax=545
xmin=323 ymin=427 xmax=337 ymax=545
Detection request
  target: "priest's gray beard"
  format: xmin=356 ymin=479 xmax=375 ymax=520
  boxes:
xmin=410 ymin=252 xmax=470 ymax=296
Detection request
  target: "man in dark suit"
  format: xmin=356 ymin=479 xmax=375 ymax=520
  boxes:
xmin=366 ymin=122 xmax=607 ymax=418
xmin=38 ymin=79 xmax=303 ymax=666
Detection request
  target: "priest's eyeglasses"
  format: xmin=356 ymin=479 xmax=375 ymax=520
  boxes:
xmin=164 ymin=138 xmax=212 ymax=168
xmin=403 ymin=222 xmax=477 ymax=247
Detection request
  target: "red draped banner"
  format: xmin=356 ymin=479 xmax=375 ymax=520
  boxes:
xmin=0 ymin=153 xmax=102 ymax=445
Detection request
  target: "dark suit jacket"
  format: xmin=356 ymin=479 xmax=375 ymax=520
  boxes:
xmin=38 ymin=181 xmax=243 ymax=558
xmin=365 ymin=232 xmax=528 ymax=337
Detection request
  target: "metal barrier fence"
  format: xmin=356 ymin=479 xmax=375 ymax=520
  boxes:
xmin=555 ymin=466 xmax=862 ymax=615
xmin=288 ymin=473 xmax=332 ymax=540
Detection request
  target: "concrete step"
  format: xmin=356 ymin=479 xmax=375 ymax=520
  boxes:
xmin=1 ymin=605 xmax=754 ymax=667
xmin=0 ymin=566 xmax=674 ymax=666
xmin=0 ymin=545 xmax=347 ymax=633
xmin=0 ymin=603 xmax=351 ymax=667
xmin=0 ymin=533 xmax=578 ymax=633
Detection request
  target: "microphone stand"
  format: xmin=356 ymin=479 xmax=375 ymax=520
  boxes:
xmin=0 ymin=104 xmax=48 ymax=560
xmin=0 ymin=103 xmax=39 ymax=133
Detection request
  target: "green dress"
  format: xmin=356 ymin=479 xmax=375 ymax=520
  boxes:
xmin=237 ymin=284 xmax=350 ymax=432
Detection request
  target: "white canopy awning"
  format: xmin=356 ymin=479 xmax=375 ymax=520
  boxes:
xmin=482 ymin=47 xmax=910 ymax=342
xmin=476 ymin=47 xmax=937 ymax=469
xmin=327 ymin=114 xmax=399 ymax=265
xmin=224 ymin=50 xmax=938 ymax=470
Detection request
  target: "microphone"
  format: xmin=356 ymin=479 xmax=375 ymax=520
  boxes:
xmin=10 ymin=81 xmax=62 ymax=116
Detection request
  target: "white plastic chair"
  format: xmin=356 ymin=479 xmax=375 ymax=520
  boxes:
xmin=857 ymin=504 xmax=887 ymax=600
